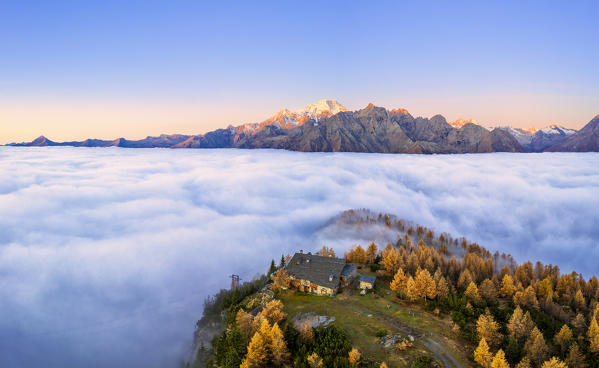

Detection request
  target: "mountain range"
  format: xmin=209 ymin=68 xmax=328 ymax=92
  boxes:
xmin=8 ymin=100 xmax=599 ymax=153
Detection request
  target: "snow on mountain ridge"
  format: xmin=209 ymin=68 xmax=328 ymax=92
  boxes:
xmin=449 ymin=118 xmax=480 ymax=129
xmin=297 ymin=99 xmax=349 ymax=117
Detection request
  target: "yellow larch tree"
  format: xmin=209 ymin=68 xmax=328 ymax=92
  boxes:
xmin=236 ymin=309 xmax=255 ymax=340
xmin=437 ymin=276 xmax=450 ymax=299
xmin=366 ymin=242 xmax=378 ymax=264
xmin=476 ymin=310 xmax=502 ymax=348
xmin=479 ymin=279 xmax=498 ymax=303
xmin=259 ymin=299 xmax=287 ymax=326
xmin=348 ymin=347 xmax=361 ymax=365
xmin=270 ymin=322 xmax=290 ymax=367
xmin=553 ymin=324 xmax=573 ymax=356
xmin=406 ymin=276 xmax=418 ymax=302
xmin=500 ymin=274 xmax=517 ymax=298
xmin=540 ymin=357 xmax=567 ymax=368
xmin=524 ymin=327 xmax=550 ymax=367
xmin=414 ymin=268 xmax=437 ymax=301
xmin=565 ymin=343 xmax=586 ymax=368
xmin=474 ymin=337 xmax=492 ymax=368
xmin=458 ymin=269 xmax=474 ymax=291
xmin=317 ymin=245 xmax=335 ymax=257
xmin=382 ymin=247 xmax=402 ymax=276
xmin=515 ymin=356 xmax=531 ymax=368
xmin=588 ymin=316 xmax=599 ymax=353
xmin=390 ymin=268 xmax=407 ymax=296
xmin=537 ymin=277 xmax=554 ymax=301
xmin=271 ymin=269 xmax=291 ymax=292
xmin=307 ymin=352 xmax=323 ymax=368
xmin=241 ymin=330 xmax=270 ymax=368
xmin=465 ymin=281 xmax=481 ymax=303
xmin=507 ymin=306 xmax=534 ymax=342
xmin=490 ymin=349 xmax=510 ymax=368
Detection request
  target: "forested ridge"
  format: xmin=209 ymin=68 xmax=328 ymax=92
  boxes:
xmin=194 ymin=210 xmax=599 ymax=368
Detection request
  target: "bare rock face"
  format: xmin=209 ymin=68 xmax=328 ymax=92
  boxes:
xmin=546 ymin=115 xmax=599 ymax=152
xmin=490 ymin=128 xmax=526 ymax=152
xmin=233 ymin=104 xmax=522 ymax=154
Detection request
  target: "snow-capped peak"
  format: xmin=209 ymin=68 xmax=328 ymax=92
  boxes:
xmin=449 ymin=118 xmax=480 ymax=129
xmin=540 ymin=124 xmax=576 ymax=136
xmin=296 ymin=99 xmax=349 ymax=117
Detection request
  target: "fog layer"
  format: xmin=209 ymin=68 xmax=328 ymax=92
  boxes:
xmin=0 ymin=148 xmax=598 ymax=367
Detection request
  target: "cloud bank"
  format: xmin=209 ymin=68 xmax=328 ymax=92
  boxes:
xmin=0 ymin=147 xmax=598 ymax=367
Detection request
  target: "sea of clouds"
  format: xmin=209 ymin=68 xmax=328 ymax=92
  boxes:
xmin=1 ymin=147 xmax=598 ymax=367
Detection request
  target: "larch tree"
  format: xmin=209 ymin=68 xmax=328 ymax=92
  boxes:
xmin=382 ymin=248 xmax=402 ymax=276
xmin=307 ymin=352 xmax=323 ymax=368
xmin=479 ymin=279 xmax=498 ymax=303
xmin=476 ymin=310 xmax=502 ymax=348
xmin=390 ymin=268 xmax=408 ymax=296
xmin=553 ymin=324 xmax=573 ymax=356
xmin=508 ymin=306 xmax=534 ymax=342
xmin=490 ymin=349 xmax=510 ymax=368
xmin=437 ymin=276 xmax=450 ymax=299
xmin=236 ymin=309 xmax=255 ymax=341
xmin=474 ymin=337 xmax=493 ymax=368
xmin=565 ymin=343 xmax=586 ymax=368
xmin=317 ymin=245 xmax=335 ymax=258
xmin=406 ymin=276 xmax=418 ymax=302
xmin=588 ymin=316 xmax=599 ymax=353
xmin=537 ymin=277 xmax=554 ymax=301
xmin=270 ymin=322 xmax=290 ymax=367
xmin=513 ymin=286 xmax=539 ymax=309
xmin=500 ymin=274 xmax=517 ymax=298
xmin=346 ymin=245 xmax=368 ymax=264
xmin=299 ymin=320 xmax=314 ymax=343
xmin=348 ymin=347 xmax=361 ymax=366
xmin=540 ymin=357 xmax=567 ymax=368
xmin=571 ymin=313 xmax=587 ymax=336
xmin=524 ymin=327 xmax=550 ymax=367
xmin=366 ymin=242 xmax=378 ymax=264
xmin=241 ymin=330 xmax=270 ymax=368
xmin=458 ymin=269 xmax=474 ymax=291
xmin=259 ymin=299 xmax=287 ymax=326
xmin=515 ymin=357 xmax=531 ymax=368
xmin=465 ymin=282 xmax=481 ymax=303
xmin=271 ymin=269 xmax=291 ymax=292
xmin=414 ymin=268 xmax=437 ymax=301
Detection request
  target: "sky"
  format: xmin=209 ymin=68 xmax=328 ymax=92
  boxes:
xmin=1 ymin=0 xmax=598 ymax=144
xmin=1 ymin=148 xmax=599 ymax=367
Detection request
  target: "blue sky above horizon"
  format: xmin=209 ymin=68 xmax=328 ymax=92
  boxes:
xmin=1 ymin=0 xmax=598 ymax=143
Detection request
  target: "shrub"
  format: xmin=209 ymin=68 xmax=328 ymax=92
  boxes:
xmin=375 ymin=329 xmax=388 ymax=338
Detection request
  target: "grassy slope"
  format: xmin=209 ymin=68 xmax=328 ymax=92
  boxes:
xmin=279 ymin=268 xmax=475 ymax=368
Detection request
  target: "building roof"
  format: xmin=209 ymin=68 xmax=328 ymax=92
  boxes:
xmin=286 ymin=252 xmax=347 ymax=289
xmin=359 ymin=274 xmax=376 ymax=284
xmin=341 ymin=264 xmax=356 ymax=276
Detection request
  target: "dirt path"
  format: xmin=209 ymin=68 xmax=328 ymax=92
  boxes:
xmin=332 ymin=299 xmax=463 ymax=368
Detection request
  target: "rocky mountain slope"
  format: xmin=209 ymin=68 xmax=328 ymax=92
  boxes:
xmin=546 ymin=115 xmax=599 ymax=152
xmin=9 ymin=100 xmax=596 ymax=153
xmin=491 ymin=125 xmax=577 ymax=152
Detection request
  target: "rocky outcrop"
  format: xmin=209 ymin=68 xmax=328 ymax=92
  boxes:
xmin=547 ymin=115 xmax=599 ymax=152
